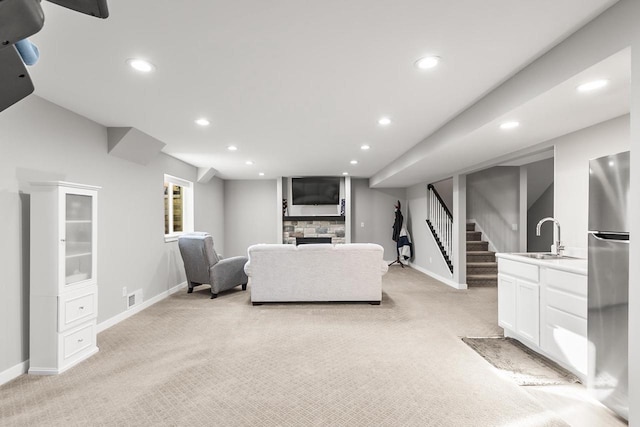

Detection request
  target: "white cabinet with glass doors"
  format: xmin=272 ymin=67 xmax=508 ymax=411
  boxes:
xmin=29 ymin=181 xmax=100 ymax=375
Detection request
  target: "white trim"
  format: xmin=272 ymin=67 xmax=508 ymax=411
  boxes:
xmin=163 ymin=174 xmax=194 ymax=239
xmin=28 ymin=347 xmax=99 ymax=376
xmin=467 ymin=218 xmax=498 ymax=253
xmin=96 ymin=281 xmax=187 ymax=333
xmin=30 ymin=181 xmax=102 ymax=191
xmin=408 ymin=262 xmax=468 ymax=290
xmin=163 ymin=174 xmax=192 ymax=189
xmin=0 ymin=360 xmax=29 ymax=386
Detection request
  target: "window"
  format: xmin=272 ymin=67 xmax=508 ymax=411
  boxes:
xmin=164 ymin=174 xmax=194 ymax=241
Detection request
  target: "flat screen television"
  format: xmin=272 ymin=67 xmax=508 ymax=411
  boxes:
xmin=292 ymin=177 xmax=340 ymax=205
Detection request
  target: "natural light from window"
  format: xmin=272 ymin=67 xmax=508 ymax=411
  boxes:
xmin=164 ymin=174 xmax=194 ymax=241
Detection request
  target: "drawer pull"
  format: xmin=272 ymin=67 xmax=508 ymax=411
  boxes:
xmin=79 ymin=306 xmax=84 ymax=310
xmin=78 ymin=338 xmax=84 ymax=343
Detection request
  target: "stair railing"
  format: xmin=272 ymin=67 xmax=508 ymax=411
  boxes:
xmin=426 ymin=184 xmax=453 ymax=273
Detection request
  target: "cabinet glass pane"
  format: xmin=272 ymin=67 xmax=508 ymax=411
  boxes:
xmin=66 ymin=194 xmax=92 ymax=221
xmin=65 ymin=194 xmax=92 ymax=285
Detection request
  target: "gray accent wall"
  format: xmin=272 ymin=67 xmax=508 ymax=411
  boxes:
xmin=467 ymin=166 xmax=521 ymax=253
xmin=223 ymin=180 xmax=278 ymax=257
xmin=527 ymin=183 xmax=554 ymax=252
xmin=0 ymin=96 xmax=225 ymax=375
xmin=350 ymin=179 xmax=406 ymax=261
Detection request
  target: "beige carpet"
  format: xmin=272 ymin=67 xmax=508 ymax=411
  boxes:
xmin=0 ymin=267 xmax=568 ymax=426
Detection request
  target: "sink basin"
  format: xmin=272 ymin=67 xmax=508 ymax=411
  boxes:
xmin=515 ymin=253 xmax=581 ymax=260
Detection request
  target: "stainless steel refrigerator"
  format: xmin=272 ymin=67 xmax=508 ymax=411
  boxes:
xmin=588 ymin=150 xmax=629 ymax=420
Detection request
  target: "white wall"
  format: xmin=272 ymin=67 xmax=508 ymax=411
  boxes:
xmin=629 ymin=24 xmax=640 ymax=423
xmin=406 ymin=182 xmax=452 ymax=279
xmin=0 ymin=96 xmax=225 ymax=376
xmin=350 ymin=179 xmax=406 ymax=261
xmin=554 ymin=115 xmax=630 ymax=250
xmin=467 ymin=166 xmax=521 ymax=253
xmin=223 ymin=180 xmax=278 ymax=257
xmin=431 ymin=177 xmax=453 ymax=213
xmin=195 ymin=177 xmax=225 ymax=254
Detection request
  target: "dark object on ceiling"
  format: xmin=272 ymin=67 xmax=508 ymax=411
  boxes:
xmin=0 ymin=0 xmax=45 ymax=50
xmin=0 ymin=47 xmax=35 ymax=112
xmin=47 ymin=0 xmax=109 ymax=18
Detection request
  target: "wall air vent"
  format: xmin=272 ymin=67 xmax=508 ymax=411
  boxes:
xmin=127 ymin=289 xmax=143 ymax=310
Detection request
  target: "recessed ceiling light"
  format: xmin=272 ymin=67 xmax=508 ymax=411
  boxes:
xmin=415 ymin=56 xmax=440 ymax=70
xmin=361 ymin=144 xmax=370 ymax=150
xmin=245 ymin=160 xmax=254 ymax=165
xmin=378 ymin=117 xmax=391 ymax=126
xmin=127 ymin=58 xmax=155 ymax=73
xmin=577 ymin=79 xmax=609 ymax=92
xmin=609 ymin=161 xmax=615 ymax=167
xmin=227 ymin=145 xmax=238 ymax=151
xmin=195 ymin=118 xmax=210 ymax=127
xmin=500 ymin=121 xmax=520 ymax=130
xmin=259 ymin=172 xmax=265 ymax=176
xmin=342 ymin=172 xmax=349 ymax=175
xmin=350 ymin=160 xmax=358 ymax=165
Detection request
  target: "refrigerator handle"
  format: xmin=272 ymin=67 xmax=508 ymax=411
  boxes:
xmin=591 ymin=233 xmax=630 ymax=243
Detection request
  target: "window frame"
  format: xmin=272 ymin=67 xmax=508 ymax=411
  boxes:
xmin=164 ymin=174 xmax=194 ymax=242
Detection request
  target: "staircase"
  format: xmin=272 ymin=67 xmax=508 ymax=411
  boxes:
xmin=466 ymin=222 xmax=497 ymax=287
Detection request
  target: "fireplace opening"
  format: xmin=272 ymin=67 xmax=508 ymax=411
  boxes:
xmin=296 ymin=237 xmax=332 ymax=245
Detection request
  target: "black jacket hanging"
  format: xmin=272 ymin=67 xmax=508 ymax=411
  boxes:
xmin=392 ymin=209 xmax=403 ymax=242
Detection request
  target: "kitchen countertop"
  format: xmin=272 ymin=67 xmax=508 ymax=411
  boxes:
xmin=496 ymin=252 xmax=587 ymax=276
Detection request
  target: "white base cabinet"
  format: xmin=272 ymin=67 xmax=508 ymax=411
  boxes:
xmin=29 ymin=181 xmax=100 ymax=375
xmin=498 ymin=258 xmax=540 ymax=347
xmin=497 ymin=255 xmax=588 ymax=381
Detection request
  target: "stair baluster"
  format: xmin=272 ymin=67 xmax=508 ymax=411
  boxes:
xmin=426 ymin=184 xmax=453 ymax=273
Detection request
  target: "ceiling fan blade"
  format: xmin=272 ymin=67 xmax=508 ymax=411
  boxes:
xmin=0 ymin=0 xmax=44 ymax=50
xmin=0 ymin=47 xmax=35 ymax=113
xmin=46 ymin=0 xmax=109 ymax=19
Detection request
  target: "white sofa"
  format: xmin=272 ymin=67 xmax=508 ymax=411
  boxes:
xmin=245 ymin=243 xmax=388 ymax=304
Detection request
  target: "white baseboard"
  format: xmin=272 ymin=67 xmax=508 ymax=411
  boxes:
xmin=1 ymin=282 xmax=185 ymax=385
xmin=408 ymin=262 xmax=468 ymax=290
xmin=0 ymin=360 xmax=29 ymax=386
xmin=97 ymin=281 xmax=187 ymax=333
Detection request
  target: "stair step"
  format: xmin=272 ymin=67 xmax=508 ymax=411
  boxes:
xmin=467 ymin=274 xmax=498 ymax=287
xmin=467 ymin=262 xmax=498 ymax=275
xmin=466 ymin=223 xmax=475 ymax=232
xmin=467 ymin=241 xmax=488 ymax=251
xmin=467 ymin=251 xmax=496 ymax=262
xmin=466 ymin=231 xmax=482 ymax=241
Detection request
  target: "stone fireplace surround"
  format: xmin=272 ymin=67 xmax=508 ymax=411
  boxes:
xmin=282 ymin=216 xmax=345 ymax=245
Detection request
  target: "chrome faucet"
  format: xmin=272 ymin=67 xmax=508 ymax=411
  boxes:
xmin=536 ymin=217 xmax=564 ymax=256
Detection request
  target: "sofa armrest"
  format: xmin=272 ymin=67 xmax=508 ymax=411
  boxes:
xmin=381 ymin=262 xmax=389 ymax=275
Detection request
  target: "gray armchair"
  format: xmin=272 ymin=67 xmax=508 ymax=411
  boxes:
xmin=178 ymin=232 xmax=248 ymax=299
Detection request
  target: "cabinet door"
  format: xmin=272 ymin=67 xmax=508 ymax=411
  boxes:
xmin=60 ymin=188 xmax=97 ymax=288
xmin=516 ymin=279 xmax=540 ymax=345
xmin=498 ymin=274 xmax=516 ymax=331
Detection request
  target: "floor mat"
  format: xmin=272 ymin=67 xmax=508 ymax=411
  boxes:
xmin=462 ymin=336 xmax=580 ymax=386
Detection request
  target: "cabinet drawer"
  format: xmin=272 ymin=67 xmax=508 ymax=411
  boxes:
xmin=545 ymin=268 xmax=586 ymax=297
xmin=61 ymin=322 xmax=95 ymax=362
xmin=499 ymin=259 xmax=539 ymax=282
xmin=58 ymin=286 xmax=97 ymax=332
xmin=543 ymin=323 xmax=587 ymax=377
xmin=546 ymin=306 xmax=587 ymax=337
xmin=546 ymin=288 xmax=587 ymax=318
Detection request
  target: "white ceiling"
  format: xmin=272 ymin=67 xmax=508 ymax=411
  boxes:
xmin=29 ymin=0 xmax=620 ymax=182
